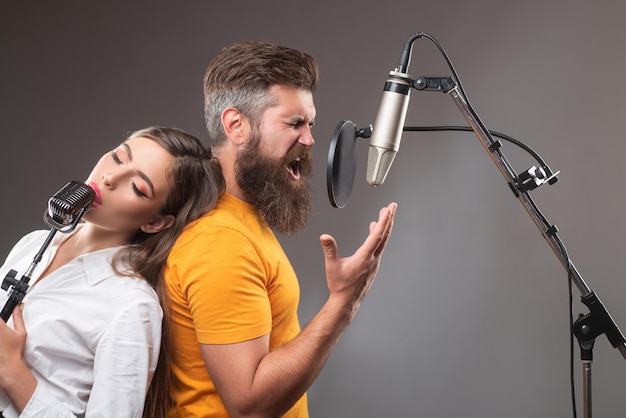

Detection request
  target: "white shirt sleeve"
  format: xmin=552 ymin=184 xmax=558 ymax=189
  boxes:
xmin=17 ymin=296 xmax=162 ymax=418
xmin=86 ymin=295 xmax=163 ymax=417
xmin=18 ymin=384 xmax=74 ymax=418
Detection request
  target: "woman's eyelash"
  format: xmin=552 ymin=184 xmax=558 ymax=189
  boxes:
xmin=110 ymin=150 xmax=148 ymax=198
xmin=111 ymin=151 xmax=122 ymax=164
xmin=132 ymin=183 xmax=148 ymax=198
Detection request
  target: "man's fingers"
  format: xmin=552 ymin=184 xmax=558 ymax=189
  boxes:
xmin=362 ymin=203 xmax=397 ymax=256
xmin=374 ymin=202 xmax=397 ymax=257
xmin=320 ymin=233 xmax=338 ymax=258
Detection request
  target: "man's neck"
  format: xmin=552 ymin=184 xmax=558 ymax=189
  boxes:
xmin=225 ymin=183 xmax=247 ymax=203
xmin=213 ymin=145 xmax=248 ymax=203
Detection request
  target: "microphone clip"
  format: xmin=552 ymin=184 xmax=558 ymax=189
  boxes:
xmin=515 ymin=165 xmax=560 ymax=194
xmin=356 ymin=124 xmax=373 ymax=139
xmin=412 ymin=76 xmax=456 ymax=93
xmin=44 ymin=205 xmax=90 ymax=233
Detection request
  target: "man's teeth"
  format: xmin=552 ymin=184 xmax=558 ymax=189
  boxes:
xmin=288 ymin=158 xmax=301 ymax=178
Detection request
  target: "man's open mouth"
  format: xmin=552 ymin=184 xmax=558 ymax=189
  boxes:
xmin=287 ymin=157 xmax=301 ymax=180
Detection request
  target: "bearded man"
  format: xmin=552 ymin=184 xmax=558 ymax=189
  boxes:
xmin=164 ymin=40 xmax=397 ymax=418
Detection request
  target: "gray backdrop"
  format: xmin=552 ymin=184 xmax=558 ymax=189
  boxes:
xmin=2 ymin=1 xmax=625 ymax=417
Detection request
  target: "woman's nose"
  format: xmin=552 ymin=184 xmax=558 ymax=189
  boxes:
xmin=102 ymin=171 xmax=119 ymax=188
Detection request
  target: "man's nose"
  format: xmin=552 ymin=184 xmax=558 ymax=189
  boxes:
xmin=298 ymin=127 xmax=315 ymax=147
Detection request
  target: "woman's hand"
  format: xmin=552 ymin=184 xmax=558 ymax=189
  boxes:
xmin=0 ymin=306 xmax=38 ymax=413
xmin=0 ymin=306 xmax=28 ymax=371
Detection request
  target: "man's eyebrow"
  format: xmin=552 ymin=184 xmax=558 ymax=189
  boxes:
xmin=124 ymin=142 xmax=155 ymax=197
xmin=290 ymin=116 xmax=315 ymax=126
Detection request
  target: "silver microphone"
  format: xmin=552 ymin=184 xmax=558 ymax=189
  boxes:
xmin=44 ymin=181 xmax=96 ymax=231
xmin=366 ymin=70 xmax=412 ymax=186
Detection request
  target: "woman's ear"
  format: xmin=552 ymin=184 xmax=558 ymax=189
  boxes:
xmin=221 ymin=107 xmax=250 ymax=146
xmin=140 ymin=214 xmax=175 ymax=234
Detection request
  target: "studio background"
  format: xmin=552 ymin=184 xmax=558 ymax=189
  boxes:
xmin=2 ymin=1 xmax=625 ymax=417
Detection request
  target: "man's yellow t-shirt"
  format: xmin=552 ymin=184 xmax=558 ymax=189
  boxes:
xmin=165 ymin=192 xmax=308 ymax=417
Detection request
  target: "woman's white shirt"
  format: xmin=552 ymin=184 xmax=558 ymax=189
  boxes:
xmin=0 ymin=226 xmax=162 ymax=418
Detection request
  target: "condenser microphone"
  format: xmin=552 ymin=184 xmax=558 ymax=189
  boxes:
xmin=366 ymin=71 xmax=412 ymax=186
xmin=44 ymin=181 xmax=96 ymax=231
xmin=366 ymin=33 xmax=423 ymax=187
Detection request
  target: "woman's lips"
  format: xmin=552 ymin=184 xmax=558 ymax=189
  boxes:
xmin=87 ymin=181 xmax=103 ymax=207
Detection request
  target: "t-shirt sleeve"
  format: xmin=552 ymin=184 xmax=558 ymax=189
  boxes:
xmin=171 ymin=227 xmax=273 ymax=345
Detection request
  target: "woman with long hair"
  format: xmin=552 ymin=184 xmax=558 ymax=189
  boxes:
xmin=0 ymin=127 xmax=224 ymax=418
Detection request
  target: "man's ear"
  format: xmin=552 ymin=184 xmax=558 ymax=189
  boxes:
xmin=140 ymin=214 xmax=175 ymax=234
xmin=221 ymin=107 xmax=250 ymax=145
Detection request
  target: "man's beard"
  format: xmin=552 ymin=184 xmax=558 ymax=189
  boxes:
xmin=235 ymin=133 xmax=313 ymax=235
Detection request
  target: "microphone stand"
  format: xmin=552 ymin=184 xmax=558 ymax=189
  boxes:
xmin=1 ymin=204 xmax=89 ymax=322
xmin=412 ymin=76 xmax=625 ymax=418
xmin=0 ymin=229 xmax=57 ymax=321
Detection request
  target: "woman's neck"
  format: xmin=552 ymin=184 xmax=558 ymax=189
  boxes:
xmin=69 ymin=223 xmax=132 ymax=254
xmin=35 ymin=223 xmax=131 ymax=282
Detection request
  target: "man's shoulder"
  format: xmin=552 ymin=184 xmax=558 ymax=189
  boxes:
xmin=171 ymin=206 xmax=253 ymax=252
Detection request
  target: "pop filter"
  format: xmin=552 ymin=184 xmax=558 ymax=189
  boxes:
xmin=326 ymin=120 xmax=371 ymax=208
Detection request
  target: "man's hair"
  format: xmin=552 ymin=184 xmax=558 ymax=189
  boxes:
xmin=203 ymin=40 xmax=319 ymax=148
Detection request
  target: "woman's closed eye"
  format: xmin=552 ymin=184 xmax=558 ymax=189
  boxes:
xmin=111 ymin=143 xmax=131 ymax=164
xmin=132 ymin=182 xmax=149 ymax=198
xmin=111 ymin=151 xmax=123 ymax=164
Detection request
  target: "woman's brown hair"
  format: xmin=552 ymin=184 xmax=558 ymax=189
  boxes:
xmin=111 ymin=126 xmax=224 ymax=418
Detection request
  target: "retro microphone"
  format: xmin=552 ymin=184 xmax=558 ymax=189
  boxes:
xmin=1 ymin=181 xmax=95 ymax=321
xmin=44 ymin=180 xmax=96 ymax=231
xmin=366 ymin=33 xmax=422 ymax=186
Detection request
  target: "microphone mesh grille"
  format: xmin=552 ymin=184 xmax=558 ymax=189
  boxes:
xmin=47 ymin=181 xmax=95 ymax=225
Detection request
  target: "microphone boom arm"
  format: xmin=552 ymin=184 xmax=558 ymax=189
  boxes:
xmin=432 ymin=79 xmax=626 ymax=360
